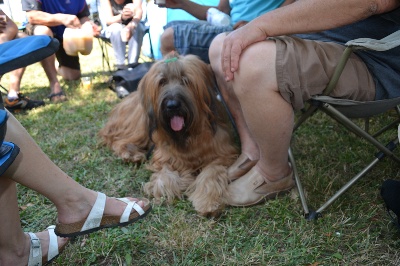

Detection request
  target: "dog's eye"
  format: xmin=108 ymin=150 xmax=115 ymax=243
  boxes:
xmin=159 ymin=78 xmax=167 ymax=87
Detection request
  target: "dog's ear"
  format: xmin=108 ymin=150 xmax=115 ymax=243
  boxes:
xmin=136 ymin=62 xmax=158 ymax=141
xmin=147 ymin=105 xmax=157 ymax=141
xmin=206 ymin=69 xmax=220 ymax=133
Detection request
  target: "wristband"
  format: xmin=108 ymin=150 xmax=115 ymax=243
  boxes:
xmin=121 ymin=16 xmax=133 ymax=25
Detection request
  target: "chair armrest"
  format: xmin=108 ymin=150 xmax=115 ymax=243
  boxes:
xmin=346 ymin=29 xmax=400 ymax=51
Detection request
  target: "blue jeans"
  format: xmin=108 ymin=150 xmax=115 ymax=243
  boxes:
xmin=165 ymin=20 xmax=232 ymax=63
xmin=105 ymin=22 xmax=146 ymax=65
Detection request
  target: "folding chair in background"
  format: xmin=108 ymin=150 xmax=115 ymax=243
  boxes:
xmin=289 ymin=30 xmax=400 ymax=220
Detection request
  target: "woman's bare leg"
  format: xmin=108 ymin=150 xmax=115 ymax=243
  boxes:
xmin=0 ymin=178 xmax=68 ymax=266
xmin=3 ymin=112 xmax=146 ymax=226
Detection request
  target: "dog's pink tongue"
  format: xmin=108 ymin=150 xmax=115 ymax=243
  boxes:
xmin=171 ymin=116 xmax=184 ymax=131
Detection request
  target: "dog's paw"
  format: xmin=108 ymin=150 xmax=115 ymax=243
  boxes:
xmin=193 ymin=201 xmax=225 ymax=218
xmin=198 ymin=209 xmax=223 ymax=218
xmin=143 ymin=171 xmax=183 ymax=203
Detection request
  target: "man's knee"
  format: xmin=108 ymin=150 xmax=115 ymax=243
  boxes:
xmin=209 ymin=33 xmax=227 ymax=70
xmin=33 ymin=25 xmax=53 ymax=37
xmin=160 ymin=27 xmax=175 ymax=56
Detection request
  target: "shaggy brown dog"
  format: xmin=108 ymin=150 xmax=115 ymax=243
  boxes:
xmin=99 ymin=53 xmax=239 ymax=217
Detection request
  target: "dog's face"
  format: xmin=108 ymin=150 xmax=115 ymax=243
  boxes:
xmin=138 ymin=54 xmax=218 ymax=147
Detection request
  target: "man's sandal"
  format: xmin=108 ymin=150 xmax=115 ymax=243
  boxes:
xmin=28 ymin=225 xmax=66 ymax=266
xmin=55 ymin=192 xmax=152 ymax=237
xmin=48 ymin=91 xmax=67 ymax=103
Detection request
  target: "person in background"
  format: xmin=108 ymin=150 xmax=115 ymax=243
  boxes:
xmin=21 ymin=0 xmax=100 ymax=103
xmin=209 ymin=0 xmax=400 ymax=206
xmin=99 ymin=0 xmax=145 ymax=69
xmin=157 ymin=0 xmax=294 ymax=63
xmin=0 ymin=10 xmax=45 ymax=112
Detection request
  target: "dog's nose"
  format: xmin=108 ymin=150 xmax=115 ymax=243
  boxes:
xmin=166 ymin=99 xmax=181 ymax=110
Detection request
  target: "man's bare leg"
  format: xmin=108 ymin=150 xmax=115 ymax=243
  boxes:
xmin=209 ymin=34 xmax=294 ymax=205
xmin=32 ymin=25 xmax=64 ymax=94
xmin=160 ymin=27 xmax=176 ymax=57
xmin=209 ymin=34 xmax=260 ymax=179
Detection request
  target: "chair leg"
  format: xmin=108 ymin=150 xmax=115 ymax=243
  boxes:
xmin=321 ymin=103 xmax=400 ymax=163
xmin=97 ymin=38 xmax=111 ymax=72
xmin=314 ymin=138 xmax=398 ymax=216
xmin=292 ymin=102 xmax=400 ymax=220
xmin=292 ymin=138 xmax=398 ymax=220
xmin=289 ymin=147 xmax=310 ymax=217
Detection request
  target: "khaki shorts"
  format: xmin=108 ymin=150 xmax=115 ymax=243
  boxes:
xmin=274 ymin=36 xmax=375 ymax=110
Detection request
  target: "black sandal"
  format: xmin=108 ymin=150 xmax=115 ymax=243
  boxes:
xmin=48 ymin=91 xmax=67 ymax=103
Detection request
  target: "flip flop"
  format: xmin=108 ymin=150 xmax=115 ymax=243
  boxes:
xmin=27 ymin=225 xmax=66 ymax=266
xmin=55 ymin=192 xmax=152 ymax=237
xmin=48 ymin=91 xmax=67 ymax=103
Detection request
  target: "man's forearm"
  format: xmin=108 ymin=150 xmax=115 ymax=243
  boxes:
xmin=26 ymin=11 xmax=68 ymax=27
xmin=179 ymin=1 xmax=215 ymax=20
xmin=252 ymin=0 xmax=400 ymax=38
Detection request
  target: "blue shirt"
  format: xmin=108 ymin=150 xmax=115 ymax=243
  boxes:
xmin=22 ymin=0 xmax=90 ymax=38
xmin=229 ymin=0 xmax=286 ymax=25
xmin=296 ymin=8 xmax=400 ymax=100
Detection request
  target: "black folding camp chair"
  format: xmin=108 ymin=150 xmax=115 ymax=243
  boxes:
xmin=289 ymin=29 xmax=400 ymax=220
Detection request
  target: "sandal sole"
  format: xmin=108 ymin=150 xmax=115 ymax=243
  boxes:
xmin=55 ymin=205 xmax=152 ymax=237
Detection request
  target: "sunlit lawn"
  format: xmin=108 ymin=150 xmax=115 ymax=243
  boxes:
xmin=2 ymin=39 xmax=400 ymax=265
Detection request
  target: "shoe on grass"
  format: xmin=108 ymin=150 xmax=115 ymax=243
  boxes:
xmin=54 ymin=192 xmax=152 ymax=237
xmin=4 ymin=93 xmax=45 ymax=112
xmin=27 ymin=225 xmax=69 ymax=266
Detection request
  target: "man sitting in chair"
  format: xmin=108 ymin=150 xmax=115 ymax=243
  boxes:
xmin=208 ymin=0 xmax=400 ymax=206
xmin=158 ymin=0 xmax=294 ymax=64
xmin=99 ymin=0 xmax=145 ymax=70
xmin=22 ymin=0 xmax=100 ymax=103
xmin=0 ymin=10 xmax=46 ymax=112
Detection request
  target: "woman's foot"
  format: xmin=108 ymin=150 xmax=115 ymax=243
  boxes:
xmin=0 ymin=226 xmax=69 ymax=266
xmin=55 ymin=191 xmax=152 ymax=237
xmin=0 ymin=228 xmax=68 ymax=266
xmin=27 ymin=225 xmax=69 ymax=265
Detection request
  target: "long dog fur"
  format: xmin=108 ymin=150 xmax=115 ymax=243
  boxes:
xmin=99 ymin=53 xmax=239 ymax=216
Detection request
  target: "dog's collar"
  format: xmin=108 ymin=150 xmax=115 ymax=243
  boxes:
xmin=164 ymin=57 xmax=178 ymax=63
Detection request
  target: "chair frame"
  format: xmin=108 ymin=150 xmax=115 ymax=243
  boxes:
xmin=290 ymin=30 xmax=400 ymax=220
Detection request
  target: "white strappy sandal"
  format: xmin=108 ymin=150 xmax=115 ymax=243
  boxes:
xmin=27 ymin=225 xmax=63 ymax=266
xmin=55 ymin=192 xmax=152 ymax=237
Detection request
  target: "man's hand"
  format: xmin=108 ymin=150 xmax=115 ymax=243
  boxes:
xmin=121 ymin=5 xmax=134 ymax=20
xmin=82 ymin=20 xmax=100 ymax=37
xmin=221 ymin=23 xmax=267 ymax=81
xmin=64 ymin=14 xmax=81 ymax=28
xmin=127 ymin=21 xmax=138 ymax=32
xmin=0 ymin=16 xmax=6 ymax=34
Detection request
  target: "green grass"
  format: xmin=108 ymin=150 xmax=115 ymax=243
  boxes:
xmin=2 ymin=41 xmax=400 ymax=265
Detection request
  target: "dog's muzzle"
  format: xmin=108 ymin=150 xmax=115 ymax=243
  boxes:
xmin=166 ymin=99 xmax=185 ymax=132
xmin=160 ymin=94 xmax=189 ymax=134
